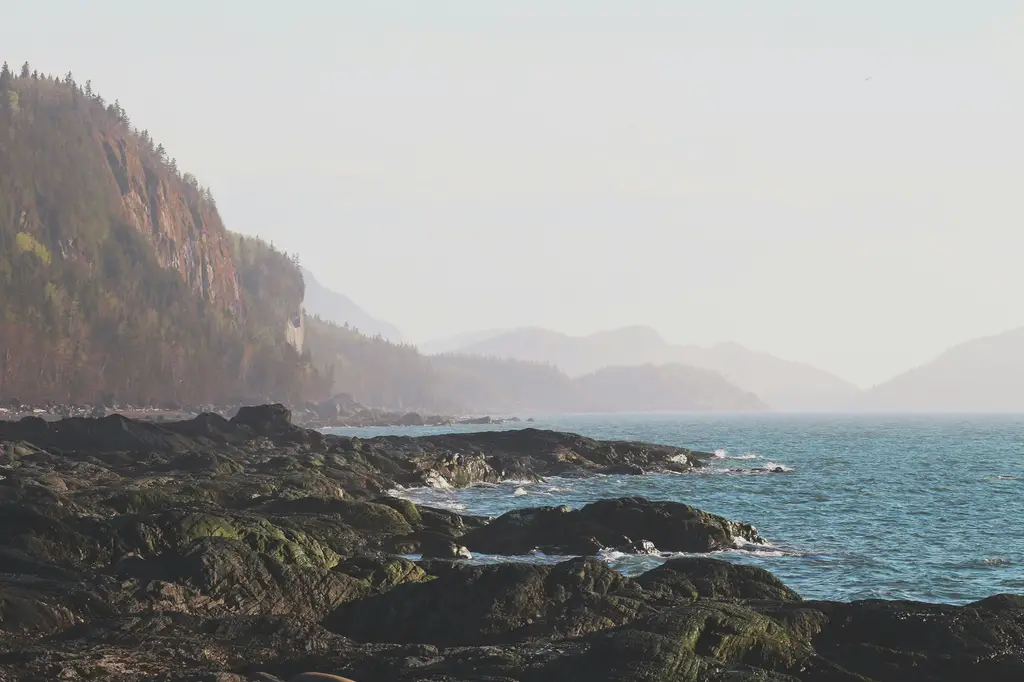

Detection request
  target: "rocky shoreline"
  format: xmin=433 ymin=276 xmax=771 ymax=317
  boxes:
xmin=1 ymin=405 xmax=1022 ymax=681
xmin=0 ymin=395 xmax=525 ymax=430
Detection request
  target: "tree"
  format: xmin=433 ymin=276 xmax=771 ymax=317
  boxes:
xmin=0 ymin=63 xmax=11 ymax=92
xmin=155 ymin=143 xmax=166 ymax=159
xmin=84 ymin=80 xmax=92 ymax=97
xmin=20 ymin=62 xmax=29 ymax=79
xmin=32 ymin=70 xmax=38 ymax=80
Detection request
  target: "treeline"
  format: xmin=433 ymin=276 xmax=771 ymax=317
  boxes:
xmin=0 ymin=62 xmax=329 ymax=405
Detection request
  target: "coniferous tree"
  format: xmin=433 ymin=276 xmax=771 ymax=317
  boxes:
xmin=0 ymin=63 xmax=11 ymax=92
xmin=20 ymin=62 xmax=29 ymax=79
xmin=32 ymin=70 xmax=38 ymax=80
xmin=84 ymin=79 xmax=92 ymax=97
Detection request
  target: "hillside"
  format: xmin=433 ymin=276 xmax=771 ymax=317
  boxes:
xmin=304 ymin=317 xmax=762 ymax=413
xmin=301 ymin=267 xmax=403 ymax=342
xmin=448 ymin=326 xmax=861 ymax=411
xmin=575 ymin=364 xmax=766 ymax=413
xmin=0 ymin=63 xmax=327 ymax=405
xmin=859 ymin=327 xmax=1024 ymax=412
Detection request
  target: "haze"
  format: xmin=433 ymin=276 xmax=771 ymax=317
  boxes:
xmin=6 ymin=1 xmax=1023 ymax=388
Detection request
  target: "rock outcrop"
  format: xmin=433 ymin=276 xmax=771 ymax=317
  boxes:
xmin=459 ymin=497 xmax=765 ymax=555
xmin=1 ymin=409 xmax=1023 ymax=681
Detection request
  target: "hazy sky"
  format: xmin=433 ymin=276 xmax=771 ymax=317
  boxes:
xmin=5 ymin=1 xmax=1023 ymax=387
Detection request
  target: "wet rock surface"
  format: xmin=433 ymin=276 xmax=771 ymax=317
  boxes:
xmin=0 ymin=407 xmax=1022 ymax=681
xmin=459 ymin=497 xmax=766 ymax=555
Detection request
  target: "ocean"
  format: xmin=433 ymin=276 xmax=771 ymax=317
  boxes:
xmin=326 ymin=414 xmax=1024 ymax=604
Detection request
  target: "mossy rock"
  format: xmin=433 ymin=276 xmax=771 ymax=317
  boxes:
xmin=372 ymin=497 xmax=422 ymax=525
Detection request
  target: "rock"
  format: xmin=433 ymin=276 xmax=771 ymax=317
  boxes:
xmin=2 ymin=408 xmax=1024 ymax=682
xmin=417 ymin=533 xmax=472 ymax=560
xmin=634 ymin=557 xmax=802 ymax=602
xmin=397 ymin=412 xmax=425 ymax=426
xmin=289 ymin=675 xmax=358 ymax=682
xmin=460 ymin=497 xmax=765 ymax=555
xmin=324 ymin=557 xmax=641 ymax=646
xmin=456 ymin=416 xmax=493 ymax=425
xmin=231 ymin=403 xmax=294 ymax=435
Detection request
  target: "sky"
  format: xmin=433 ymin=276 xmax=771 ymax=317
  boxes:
xmin=4 ymin=1 xmax=1023 ymax=387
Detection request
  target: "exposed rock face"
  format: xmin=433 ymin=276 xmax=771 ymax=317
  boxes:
xmin=100 ymin=129 xmax=241 ymax=308
xmin=1 ymin=409 xmax=1024 ymax=681
xmin=460 ymin=497 xmax=765 ymax=555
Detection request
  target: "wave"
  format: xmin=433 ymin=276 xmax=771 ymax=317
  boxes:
xmin=762 ymin=462 xmax=794 ymax=472
xmin=697 ymin=463 xmax=794 ymax=476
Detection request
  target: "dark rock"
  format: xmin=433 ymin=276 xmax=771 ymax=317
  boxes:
xmin=230 ymin=403 xmax=294 ymax=433
xmin=416 ymin=532 xmax=472 ymax=560
xmin=397 ymin=412 xmax=425 ymax=426
xmin=324 ymin=557 xmax=640 ymax=646
xmin=634 ymin=557 xmax=802 ymax=602
xmin=461 ymin=497 xmax=765 ymax=556
xmin=2 ymin=408 xmax=1023 ymax=682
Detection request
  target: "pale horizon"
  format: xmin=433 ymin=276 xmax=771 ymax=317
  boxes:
xmin=6 ymin=0 xmax=1023 ymax=387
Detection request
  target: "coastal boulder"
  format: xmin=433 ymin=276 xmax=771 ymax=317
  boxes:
xmin=230 ymin=403 xmax=294 ymax=435
xmin=634 ymin=557 xmax=801 ymax=602
xmin=324 ymin=557 xmax=645 ymax=646
xmin=460 ymin=497 xmax=765 ymax=556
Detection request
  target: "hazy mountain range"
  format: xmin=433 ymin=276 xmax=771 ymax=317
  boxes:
xmin=301 ymin=267 xmax=403 ymax=342
xmin=425 ymin=326 xmax=862 ymax=412
xmin=857 ymin=327 xmax=1024 ymax=413
xmin=310 ymin=270 xmax=1024 ymax=413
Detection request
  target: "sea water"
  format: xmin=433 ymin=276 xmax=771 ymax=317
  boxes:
xmin=326 ymin=414 xmax=1024 ymax=604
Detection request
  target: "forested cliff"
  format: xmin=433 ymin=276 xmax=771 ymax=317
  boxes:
xmin=0 ymin=62 xmax=328 ymax=405
xmin=0 ymin=61 xmax=766 ymax=414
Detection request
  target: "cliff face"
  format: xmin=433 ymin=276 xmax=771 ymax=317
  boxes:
xmin=101 ymin=130 xmax=241 ymax=310
xmin=0 ymin=69 xmax=326 ymax=404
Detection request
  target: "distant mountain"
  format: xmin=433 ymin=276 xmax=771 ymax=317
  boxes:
xmin=416 ymin=329 xmax=511 ymax=355
xmin=305 ymin=318 xmax=764 ymax=414
xmin=301 ymin=267 xmax=403 ymax=342
xmin=449 ymin=326 xmax=861 ymax=411
xmin=859 ymin=327 xmax=1024 ymax=412
xmin=574 ymin=364 xmax=766 ymax=413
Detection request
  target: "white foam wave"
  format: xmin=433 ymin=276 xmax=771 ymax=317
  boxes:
xmin=513 ymin=487 xmax=529 ymax=497
xmin=713 ymin=448 xmax=727 ymax=458
xmin=732 ymin=453 xmax=760 ymax=460
xmin=762 ymin=462 xmax=794 ymax=472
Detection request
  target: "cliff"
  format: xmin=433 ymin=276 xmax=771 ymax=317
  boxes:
xmin=0 ymin=63 xmax=326 ymax=404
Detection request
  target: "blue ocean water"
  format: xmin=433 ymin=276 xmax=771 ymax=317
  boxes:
xmin=327 ymin=414 xmax=1024 ymax=604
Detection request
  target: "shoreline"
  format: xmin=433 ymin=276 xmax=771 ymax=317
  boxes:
xmin=0 ymin=405 xmax=1020 ymax=681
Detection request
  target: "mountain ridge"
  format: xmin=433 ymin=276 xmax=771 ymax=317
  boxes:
xmin=435 ymin=325 xmax=862 ymax=411
xmin=857 ymin=326 xmax=1024 ymax=412
xmin=301 ymin=266 xmax=403 ymax=342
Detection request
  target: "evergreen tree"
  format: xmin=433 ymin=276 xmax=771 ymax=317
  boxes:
xmin=32 ymin=70 xmax=38 ymax=80
xmin=155 ymin=143 xmax=166 ymax=159
xmin=0 ymin=63 xmax=11 ymax=92
xmin=20 ymin=62 xmax=30 ymax=79
xmin=84 ymin=80 xmax=92 ymax=97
